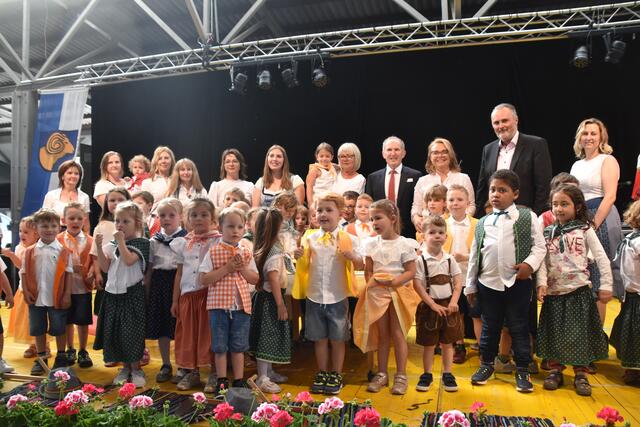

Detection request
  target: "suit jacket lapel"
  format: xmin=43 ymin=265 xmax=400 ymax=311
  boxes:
xmin=397 ymin=169 xmax=409 ymax=203
xmin=509 ymin=136 xmax=526 ymax=170
xmin=488 ymin=141 xmax=500 ymax=171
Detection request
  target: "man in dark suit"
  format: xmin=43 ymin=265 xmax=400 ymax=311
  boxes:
xmin=365 ymin=136 xmax=422 ymax=237
xmin=476 ymin=103 xmax=552 ymax=215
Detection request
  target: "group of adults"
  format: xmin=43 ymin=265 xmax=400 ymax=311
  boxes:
xmin=42 ymin=102 xmax=625 ymax=298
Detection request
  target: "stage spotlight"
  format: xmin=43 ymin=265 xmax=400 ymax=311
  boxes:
xmin=228 ymin=68 xmax=247 ymax=95
xmin=572 ymin=45 xmax=590 ymax=68
xmin=312 ymin=67 xmax=328 ymax=88
xmin=605 ymin=39 xmax=626 ymax=64
xmin=257 ymin=70 xmax=272 ymax=90
xmin=281 ymin=61 xmax=299 ymax=88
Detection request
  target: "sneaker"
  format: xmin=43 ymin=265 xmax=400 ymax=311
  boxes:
xmin=215 ymin=377 xmax=230 ymax=395
xmin=30 ymin=358 xmax=48 ymax=376
xmin=113 ymin=366 xmax=131 ymax=385
xmin=442 ymin=372 xmax=458 ymax=392
xmin=204 ymin=372 xmax=218 ymax=393
xmin=177 ymin=371 xmax=201 ymax=391
xmin=543 ymin=371 xmax=564 ymax=390
xmin=515 ymin=369 xmax=533 ymax=393
xmin=471 ymin=364 xmax=495 ymax=385
xmin=52 ymin=352 xmax=68 ymax=370
xmin=269 ymin=370 xmax=288 ymax=384
xmin=155 ymin=364 xmax=172 ymax=383
xmin=366 ymin=370 xmax=375 ymax=382
xmin=416 ymin=373 xmax=433 ymax=392
xmin=324 ymin=372 xmax=343 ymax=395
xmin=23 ymin=344 xmax=37 ymax=358
xmin=453 ymin=344 xmax=466 ymax=364
xmin=390 ymin=373 xmax=408 ymax=395
xmin=171 ymin=368 xmax=188 ymax=384
xmin=310 ymin=371 xmax=328 ymax=394
xmin=0 ymin=358 xmax=15 ymax=374
xmin=494 ymin=356 xmax=516 ymax=374
xmin=257 ymin=376 xmax=281 ymax=394
xmin=574 ymin=372 xmax=591 ymax=396
xmin=131 ymin=369 xmax=146 ymax=388
xmin=366 ymin=372 xmax=388 ymax=393
xmin=528 ymin=360 xmax=539 ymax=375
xmin=66 ymin=348 xmax=77 ymax=366
xmin=77 ymin=349 xmax=93 ymax=368
xmin=470 ymin=342 xmax=480 ymax=351
xmin=140 ymin=348 xmax=150 ymax=367
xmin=232 ymin=379 xmax=247 ymax=388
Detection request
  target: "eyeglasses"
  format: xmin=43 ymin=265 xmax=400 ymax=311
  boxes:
xmin=338 ymin=154 xmax=355 ymax=159
xmin=430 ymin=150 xmax=449 ymax=156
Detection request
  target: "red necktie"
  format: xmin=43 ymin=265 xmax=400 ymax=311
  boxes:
xmin=388 ymin=169 xmax=396 ymax=203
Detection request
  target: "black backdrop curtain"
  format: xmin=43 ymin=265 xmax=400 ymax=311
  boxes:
xmin=91 ymin=38 xmax=640 ymax=220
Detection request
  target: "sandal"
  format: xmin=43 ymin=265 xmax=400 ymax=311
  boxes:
xmin=574 ymin=373 xmax=592 ymax=396
xmin=543 ymin=371 xmax=564 ymax=390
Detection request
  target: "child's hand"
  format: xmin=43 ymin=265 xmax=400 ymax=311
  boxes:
xmin=230 ymin=254 xmax=245 ymax=271
xmin=94 ymin=273 xmax=104 ymax=290
xmin=414 ymin=216 xmax=423 ymax=232
xmin=537 ymin=286 xmax=547 ymax=302
xmin=514 ymin=262 xmax=533 ymax=280
xmin=598 ymin=289 xmax=613 ymax=304
xmin=277 ymin=303 xmax=288 ymax=321
xmin=466 ymin=292 xmax=477 ymax=307
xmin=429 ymin=302 xmax=448 ymax=317
xmin=452 ymin=252 xmax=468 ymax=263
xmin=23 ymin=290 xmax=35 ymax=305
xmin=5 ymin=293 xmax=14 ymax=308
xmin=0 ymin=248 xmax=12 ymax=257
xmin=95 ymin=233 xmax=103 ymax=247
xmin=293 ymin=246 xmax=304 ymax=260
xmin=447 ymin=302 xmax=459 ymax=314
xmin=170 ymin=301 xmax=179 ymax=318
xmin=340 ymin=250 xmax=359 ymax=262
xmin=113 ymin=231 xmax=125 ymax=244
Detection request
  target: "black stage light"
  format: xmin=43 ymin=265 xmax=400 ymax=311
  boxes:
xmin=312 ymin=67 xmax=328 ymax=87
xmin=572 ymin=45 xmax=590 ymax=68
xmin=605 ymin=39 xmax=626 ymax=64
xmin=229 ymin=68 xmax=247 ymax=95
xmin=281 ymin=61 xmax=299 ymax=88
xmin=257 ymin=69 xmax=272 ymax=90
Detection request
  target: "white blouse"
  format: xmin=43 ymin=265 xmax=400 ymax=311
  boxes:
xmin=93 ymin=178 xmax=126 ymax=203
xmin=171 ymin=185 xmax=208 ymax=206
xmin=103 ymin=242 xmax=147 ymax=295
xmin=140 ymin=175 xmax=170 ymax=209
xmin=170 ymin=235 xmax=220 ymax=295
xmin=331 ymin=173 xmax=366 ymax=195
xmin=208 ymin=179 xmax=255 ymax=207
xmin=362 ymin=235 xmax=419 ymax=277
xmin=149 ymin=229 xmax=183 ymax=270
xmin=261 ymin=252 xmax=286 ymax=293
xmin=42 ymin=188 xmax=91 ymax=218
xmin=411 ymin=172 xmax=476 ymax=219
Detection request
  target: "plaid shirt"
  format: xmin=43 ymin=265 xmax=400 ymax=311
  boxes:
xmin=205 ymin=241 xmax=253 ymax=314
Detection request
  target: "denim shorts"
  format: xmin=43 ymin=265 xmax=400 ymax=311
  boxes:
xmin=304 ymin=298 xmax=351 ymax=342
xmin=209 ymin=309 xmax=250 ymax=353
xmin=29 ymin=305 xmax=68 ymax=337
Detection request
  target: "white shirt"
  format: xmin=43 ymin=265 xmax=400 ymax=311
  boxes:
xmin=411 ymin=172 xmax=476 ymax=219
xmin=362 ymin=235 xmax=418 ymax=277
xmin=140 ymin=175 xmax=170 ymax=209
xmin=305 ymin=228 xmax=362 ymax=304
xmin=33 ymin=239 xmax=73 ymax=307
xmin=171 ymin=235 xmax=221 ymax=295
xmin=103 ymin=242 xmax=147 ymax=295
xmin=620 ymin=233 xmax=640 ymax=294
xmin=42 ymin=188 xmax=91 ymax=218
xmin=149 ymin=228 xmax=183 ymax=270
xmin=93 ymin=178 xmax=126 ymax=202
xmin=496 ymin=131 xmax=519 ymax=170
xmin=261 ymin=252 xmax=286 ymax=293
xmin=173 ymin=185 xmax=208 ymax=206
xmin=332 ymin=173 xmax=366 ymax=195
xmin=90 ymin=221 xmax=116 ymax=257
xmin=60 ymin=231 xmax=90 ymax=295
xmin=415 ymin=251 xmax=462 ymax=300
xmin=208 ymin=179 xmax=255 ymax=207
xmin=465 ymin=203 xmax=546 ymax=294
xmin=384 ymin=164 xmax=403 ymax=200
xmin=446 ymin=215 xmax=471 ymax=279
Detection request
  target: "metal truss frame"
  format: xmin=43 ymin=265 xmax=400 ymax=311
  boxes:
xmin=71 ymin=2 xmax=640 ymax=86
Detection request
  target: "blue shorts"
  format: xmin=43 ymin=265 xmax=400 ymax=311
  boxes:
xmin=29 ymin=305 xmax=68 ymax=337
xmin=305 ymin=298 xmax=351 ymax=342
xmin=209 ymin=309 xmax=250 ymax=353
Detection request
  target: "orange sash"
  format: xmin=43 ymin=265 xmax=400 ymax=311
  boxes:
xmin=23 ymin=244 xmax=72 ymax=309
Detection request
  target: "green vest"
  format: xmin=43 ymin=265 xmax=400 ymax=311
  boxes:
xmin=474 ymin=208 xmax=532 ymax=268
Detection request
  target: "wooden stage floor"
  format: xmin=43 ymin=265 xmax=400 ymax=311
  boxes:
xmin=1 ymin=300 xmax=638 ymax=425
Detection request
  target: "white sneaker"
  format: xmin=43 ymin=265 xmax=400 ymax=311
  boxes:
xmin=257 ymin=376 xmax=281 ymax=394
xmin=269 ymin=370 xmax=288 ymax=384
xmin=113 ymin=366 xmax=131 ymax=385
xmin=0 ymin=358 xmax=15 ymax=373
xmin=131 ymin=369 xmax=146 ymax=388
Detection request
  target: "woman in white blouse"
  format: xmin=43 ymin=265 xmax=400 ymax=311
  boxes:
xmin=165 ymin=158 xmax=208 ymax=205
xmin=411 ymin=137 xmax=475 ymax=230
xmin=141 ymin=146 xmax=175 ymax=210
xmin=93 ymin=151 xmax=127 ymax=207
xmin=43 ymin=159 xmax=91 ymax=218
xmin=208 ymin=148 xmax=254 ymax=207
xmin=252 ymin=145 xmax=305 ymax=207
xmin=331 ymin=142 xmax=366 ymax=195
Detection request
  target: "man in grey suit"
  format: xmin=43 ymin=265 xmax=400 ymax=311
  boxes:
xmin=475 ymin=103 xmax=552 ymax=215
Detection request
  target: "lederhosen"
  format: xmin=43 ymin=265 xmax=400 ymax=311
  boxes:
xmin=415 ymin=256 xmax=463 ymax=346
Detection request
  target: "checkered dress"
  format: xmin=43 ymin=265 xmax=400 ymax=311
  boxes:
xmin=206 ymin=242 xmax=253 ymax=314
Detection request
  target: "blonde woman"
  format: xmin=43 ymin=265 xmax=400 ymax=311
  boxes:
xmin=141 ymin=146 xmax=176 ymax=210
xmin=166 ymin=158 xmax=207 ymax=206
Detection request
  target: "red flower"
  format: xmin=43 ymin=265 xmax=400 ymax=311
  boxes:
xmin=214 ymin=402 xmax=235 ymax=422
xmin=271 ymin=393 xmax=281 ymax=402
xmin=354 ymin=407 xmax=382 ymax=427
xmin=118 ymin=382 xmax=136 ymax=400
xmin=294 ymin=391 xmax=313 ymax=403
xmin=597 ymin=407 xmax=624 ymax=425
xmin=54 ymin=400 xmax=79 ymax=417
xmin=82 ymin=384 xmax=105 ymax=395
xmin=269 ymin=410 xmax=293 ymax=427
xmin=231 ymin=413 xmax=243 ymax=421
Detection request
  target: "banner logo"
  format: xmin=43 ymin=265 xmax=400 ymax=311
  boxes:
xmin=39 ymin=131 xmax=75 ymax=171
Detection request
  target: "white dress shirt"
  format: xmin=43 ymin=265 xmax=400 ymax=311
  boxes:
xmin=496 ymin=131 xmax=519 ymax=170
xmin=384 ymin=164 xmax=403 ymax=200
xmin=33 ymin=239 xmax=74 ymax=306
xmin=415 ymin=251 xmax=462 ymax=299
xmin=305 ymin=228 xmax=362 ymax=304
xmin=465 ymin=203 xmax=545 ymax=294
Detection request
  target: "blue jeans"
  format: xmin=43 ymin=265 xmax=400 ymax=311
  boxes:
xmin=478 ymin=279 xmax=532 ymax=369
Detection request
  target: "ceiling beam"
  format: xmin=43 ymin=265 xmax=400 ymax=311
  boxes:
xmin=0 ymin=57 xmax=20 ymax=84
xmin=390 ymin=0 xmax=429 ymax=22
xmin=36 ymin=0 xmax=102 ymax=78
xmin=44 ymin=45 xmax=111 ymax=77
xmin=134 ymin=0 xmax=191 ymax=50
xmin=474 ymin=0 xmax=498 ymax=17
xmin=0 ymin=32 xmax=34 ymax=80
xmin=184 ymin=0 xmax=208 ymax=42
xmin=222 ymin=0 xmax=267 ymax=44
xmin=441 ymin=0 xmax=449 ymax=20
xmin=230 ymin=21 xmax=264 ymax=43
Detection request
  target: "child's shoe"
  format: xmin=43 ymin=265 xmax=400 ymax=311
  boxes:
xmin=453 ymin=344 xmax=466 ymax=364
xmin=140 ymin=348 xmax=151 ymax=367
xmin=310 ymin=371 xmax=328 ymax=394
xmin=66 ymin=348 xmax=77 ymax=366
xmin=366 ymin=372 xmax=388 ymax=393
xmin=269 ymin=370 xmax=288 ymax=384
xmin=0 ymin=358 xmax=15 ymax=374
xmin=471 ymin=364 xmax=495 ymax=385
xmin=52 ymin=351 xmax=68 ymax=370
xmin=204 ymin=373 xmax=217 ymax=393
xmin=515 ymin=368 xmax=533 ymax=393
xmin=324 ymin=372 xmax=343 ymax=395
xmin=177 ymin=371 xmax=201 ymax=391
xmin=416 ymin=372 xmax=433 ymax=392
xmin=131 ymin=369 xmax=146 ymax=388
xmin=77 ymin=349 xmax=93 ymax=368
xmin=171 ymin=368 xmax=188 ymax=384
xmin=23 ymin=344 xmax=37 ymax=358
xmin=30 ymin=358 xmax=48 ymax=376
xmin=543 ymin=371 xmax=563 ymax=390
xmin=574 ymin=372 xmax=591 ymax=396
xmin=390 ymin=373 xmax=408 ymax=395
xmin=113 ymin=366 xmax=131 ymax=385
xmin=256 ymin=376 xmax=281 ymax=394
xmin=442 ymin=372 xmax=458 ymax=392
xmin=494 ymin=355 xmax=516 ymax=373
xmin=156 ymin=364 xmax=172 ymax=383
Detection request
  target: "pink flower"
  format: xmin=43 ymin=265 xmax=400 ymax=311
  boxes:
xmin=53 ymin=370 xmax=71 ymax=382
xmin=271 ymin=393 xmax=281 ymax=402
xmin=118 ymin=382 xmax=136 ymax=399
xmin=82 ymin=384 xmax=104 ymax=395
xmin=27 ymin=384 xmax=37 ymax=391
xmin=597 ymin=407 xmax=624 ymax=425
xmin=318 ymin=396 xmax=344 ymax=415
xmin=270 ymin=409 xmax=294 ymax=427
xmin=214 ymin=402 xmax=235 ymax=422
xmin=54 ymin=400 xmax=78 ymax=416
xmin=6 ymin=394 xmax=28 ymax=410
xmin=231 ymin=413 xmax=243 ymax=421
xmin=438 ymin=410 xmax=470 ymax=427
xmin=192 ymin=392 xmax=206 ymax=404
xmin=251 ymin=402 xmax=280 ymax=422
xmin=129 ymin=395 xmax=153 ymax=409
xmin=63 ymin=390 xmax=89 ymax=405
xmin=354 ymin=407 xmax=381 ymax=427
xmin=560 ymin=424 xmax=578 ymax=427
xmin=470 ymin=401 xmax=485 ymax=412
xmin=294 ymin=391 xmax=313 ymax=403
